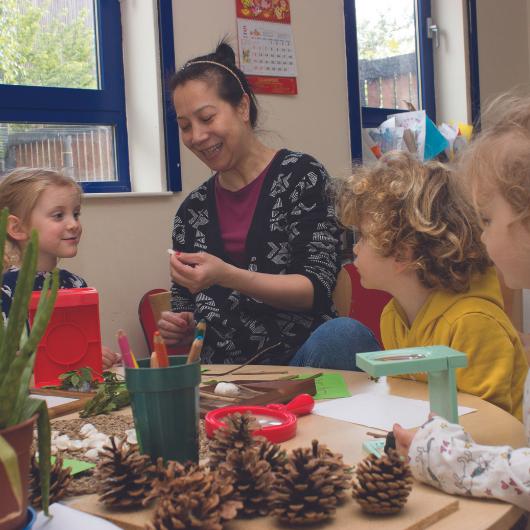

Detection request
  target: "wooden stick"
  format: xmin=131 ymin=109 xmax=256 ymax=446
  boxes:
xmin=205 ymin=342 xmax=281 ymax=376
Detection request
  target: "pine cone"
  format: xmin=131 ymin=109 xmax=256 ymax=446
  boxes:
xmin=256 ymin=438 xmax=287 ymax=474
xmin=352 ymin=448 xmax=413 ymax=514
xmin=147 ymin=466 xmax=242 ymax=530
xmin=208 ymin=412 xmax=263 ymax=469
xmin=95 ymin=436 xmax=156 ymax=508
xmin=143 ymin=457 xmax=198 ymax=506
xmin=29 ymin=454 xmax=72 ymax=508
xmin=272 ymin=439 xmax=351 ymax=525
xmin=220 ymin=447 xmax=275 ymax=517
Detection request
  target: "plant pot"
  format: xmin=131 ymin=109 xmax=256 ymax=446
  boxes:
xmin=0 ymin=415 xmax=36 ymax=530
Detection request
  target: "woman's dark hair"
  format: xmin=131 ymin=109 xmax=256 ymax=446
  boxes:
xmin=170 ymin=40 xmax=259 ymax=128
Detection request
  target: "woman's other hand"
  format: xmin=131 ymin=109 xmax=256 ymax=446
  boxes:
xmin=169 ymin=251 xmax=233 ymax=294
xmin=102 ymin=346 xmax=121 ymax=369
xmin=393 ymin=423 xmax=417 ymax=458
xmin=158 ymin=310 xmax=195 ymax=346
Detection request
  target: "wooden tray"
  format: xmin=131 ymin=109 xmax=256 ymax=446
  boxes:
xmin=30 ymin=388 xmax=96 ymax=419
xmin=199 ymin=378 xmax=317 ymax=417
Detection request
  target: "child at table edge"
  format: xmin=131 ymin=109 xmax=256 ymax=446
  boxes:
xmin=393 ymin=93 xmax=530 ymax=511
xmin=335 ymin=149 xmax=527 ymax=420
xmin=0 ymin=167 xmax=119 ymax=369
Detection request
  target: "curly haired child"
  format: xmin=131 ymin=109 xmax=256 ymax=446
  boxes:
xmin=336 ymin=150 xmax=527 ymax=419
xmin=0 ymin=167 xmax=119 ymax=369
xmin=393 ymin=93 xmax=530 ymax=510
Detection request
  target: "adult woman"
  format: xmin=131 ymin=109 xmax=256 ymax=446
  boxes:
xmin=158 ymin=41 xmax=377 ymax=365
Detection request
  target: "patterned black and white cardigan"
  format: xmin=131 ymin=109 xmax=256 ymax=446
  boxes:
xmin=171 ymin=149 xmax=341 ymax=364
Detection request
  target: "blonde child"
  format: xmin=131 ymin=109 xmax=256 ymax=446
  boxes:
xmin=336 ymin=150 xmax=527 ymax=419
xmin=393 ymin=94 xmax=530 ymax=510
xmin=0 ymin=168 xmax=119 ymax=369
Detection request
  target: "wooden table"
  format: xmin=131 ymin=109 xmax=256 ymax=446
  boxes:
xmin=68 ymin=365 xmax=526 ymax=530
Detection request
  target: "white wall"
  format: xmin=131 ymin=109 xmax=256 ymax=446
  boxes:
xmin=69 ymin=0 xmax=353 ymax=357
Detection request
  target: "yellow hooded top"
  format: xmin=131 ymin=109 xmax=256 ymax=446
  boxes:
xmin=381 ymin=267 xmax=528 ymax=420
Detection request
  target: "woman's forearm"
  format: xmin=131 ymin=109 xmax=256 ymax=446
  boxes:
xmin=221 ymin=265 xmax=314 ymax=311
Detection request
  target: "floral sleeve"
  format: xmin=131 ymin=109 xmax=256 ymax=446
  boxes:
xmin=409 ymin=406 xmax=530 ymax=510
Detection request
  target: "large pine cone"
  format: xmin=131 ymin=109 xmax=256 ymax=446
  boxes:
xmin=208 ymin=412 xmax=263 ymax=469
xmin=220 ymin=447 xmax=275 ymax=517
xmin=147 ymin=467 xmax=242 ymax=530
xmin=256 ymin=438 xmax=287 ymax=474
xmin=95 ymin=436 xmax=155 ymax=508
xmin=272 ymin=439 xmax=352 ymax=525
xmin=29 ymin=454 xmax=72 ymax=508
xmin=352 ymin=448 xmax=413 ymax=514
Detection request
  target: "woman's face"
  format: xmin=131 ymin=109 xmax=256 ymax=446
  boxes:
xmin=173 ymin=79 xmax=251 ymax=172
xmin=479 ymin=189 xmax=530 ymax=289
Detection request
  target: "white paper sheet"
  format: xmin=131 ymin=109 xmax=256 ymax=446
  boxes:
xmin=312 ymin=393 xmax=476 ymax=431
xmin=32 ymin=394 xmax=77 ymax=408
xmin=34 ymin=503 xmax=121 ymax=529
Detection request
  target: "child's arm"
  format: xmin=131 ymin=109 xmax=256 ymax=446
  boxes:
xmin=396 ymin=417 xmax=530 ymax=511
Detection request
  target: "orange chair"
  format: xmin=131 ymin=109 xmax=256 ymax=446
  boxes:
xmin=138 ymin=289 xmax=187 ymax=356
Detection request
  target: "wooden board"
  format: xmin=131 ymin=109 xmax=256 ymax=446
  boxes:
xmin=199 ymin=378 xmax=317 ymax=417
xmin=70 ymin=484 xmax=459 ymax=530
xmin=30 ymin=388 xmax=95 ymax=419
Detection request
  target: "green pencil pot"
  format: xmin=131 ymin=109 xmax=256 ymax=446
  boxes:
xmin=125 ymin=356 xmax=200 ymax=463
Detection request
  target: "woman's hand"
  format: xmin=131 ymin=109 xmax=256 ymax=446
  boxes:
xmin=169 ymin=252 xmax=233 ymax=294
xmin=102 ymin=346 xmax=121 ymax=369
xmin=393 ymin=423 xmax=417 ymax=458
xmin=158 ymin=310 xmax=195 ymax=346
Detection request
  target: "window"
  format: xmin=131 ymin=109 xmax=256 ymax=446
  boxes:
xmin=344 ymin=0 xmax=436 ymax=160
xmin=0 ymin=0 xmax=130 ymax=192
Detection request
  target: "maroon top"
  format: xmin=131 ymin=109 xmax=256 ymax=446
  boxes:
xmin=214 ymin=162 xmax=271 ymax=267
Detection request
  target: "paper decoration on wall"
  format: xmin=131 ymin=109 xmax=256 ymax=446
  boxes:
xmin=236 ymin=0 xmax=298 ymax=95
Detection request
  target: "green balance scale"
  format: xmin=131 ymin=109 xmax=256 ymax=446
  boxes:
xmin=356 ymin=346 xmax=468 ymax=424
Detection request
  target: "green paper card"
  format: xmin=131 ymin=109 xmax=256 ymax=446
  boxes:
xmin=297 ymin=373 xmax=351 ymax=400
xmin=51 ymin=456 xmax=95 ymax=475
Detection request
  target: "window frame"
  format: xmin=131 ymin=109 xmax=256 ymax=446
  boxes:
xmin=0 ymin=0 xmax=131 ymax=193
xmin=344 ymin=0 xmax=436 ymax=160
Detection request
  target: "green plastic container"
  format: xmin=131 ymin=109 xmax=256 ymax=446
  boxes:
xmin=125 ymin=356 xmax=200 ymax=463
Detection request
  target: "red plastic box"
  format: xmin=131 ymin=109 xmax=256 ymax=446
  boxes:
xmin=29 ymin=287 xmax=103 ymax=387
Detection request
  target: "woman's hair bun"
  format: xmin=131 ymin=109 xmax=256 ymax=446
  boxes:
xmin=215 ymin=40 xmax=237 ymax=66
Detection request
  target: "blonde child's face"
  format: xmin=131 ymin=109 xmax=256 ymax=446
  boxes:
xmin=353 ymin=227 xmax=400 ymax=291
xmin=479 ymin=189 xmax=530 ymax=289
xmin=29 ymin=184 xmax=82 ymax=271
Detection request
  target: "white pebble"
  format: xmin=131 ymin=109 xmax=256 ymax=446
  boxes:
xmin=69 ymin=440 xmax=84 ymax=451
xmin=80 ymin=424 xmax=97 ymax=438
xmin=125 ymin=429 xmax=137 ymax=445
xmin=55 ymin=435 xmax=70 ymax=450
xmin=84 ymin=448 xmax=99 ymax=461
xmin=214 ymin=382 xmax=240 ymax=397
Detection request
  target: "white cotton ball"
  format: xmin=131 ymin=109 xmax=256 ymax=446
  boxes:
xmin=125 ymin=429 xmax=137 ymax=445
xmin=80 ymin=423 xmax=97 ymax=438
xmin=84 ymin=448 xmax=99 ymax=461
xmin=214 ymin=382 xmax=240 ymax=397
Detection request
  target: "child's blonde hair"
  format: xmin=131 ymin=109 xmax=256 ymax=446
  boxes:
xmin=337 ymin=151 xmax=490 ymax=292
xmin=0 ymin=167 xmax=82 ymax=270
xmin=459 ymin=93 xmax=530 ymax=229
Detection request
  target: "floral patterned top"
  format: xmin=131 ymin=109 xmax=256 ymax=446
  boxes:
xmin=409 ymin=370 xmax=530 ymax=510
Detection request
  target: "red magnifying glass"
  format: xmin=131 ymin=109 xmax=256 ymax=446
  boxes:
xmin=205 ymin=393 xmax=315 ymax=443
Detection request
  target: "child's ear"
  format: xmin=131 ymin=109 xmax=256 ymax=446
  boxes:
xmin=7 ymin=215 xmax=30 ymax=242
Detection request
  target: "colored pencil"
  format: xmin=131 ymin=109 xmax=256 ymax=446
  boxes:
xmin=130 ymin=350 xmax=139 ymax=368
xmin=117 ymin=329 xmax=134 ymax=368
xmin=195 ymin=319 xmax=207 ymax=339
xmin=153 ymin=331 xmax=169 ymax=367
xmin=186 ymin=337 xmax=204 ymax=364
xmin=150 ymin=351 xmax=160 ymax=368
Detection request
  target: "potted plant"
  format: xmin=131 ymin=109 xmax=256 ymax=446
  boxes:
xmin=0 ymin=207 xmax=58 ymax=530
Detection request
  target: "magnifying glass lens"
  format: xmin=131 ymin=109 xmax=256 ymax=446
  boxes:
xmin=254 ymin=414 xmax=284 ymax=427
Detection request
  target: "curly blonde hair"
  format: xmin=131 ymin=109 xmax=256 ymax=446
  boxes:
xmin=0 ymin=167 xmax=82 ymax=270
xmin=458 ymin=93 xmax=530 ymax=229
xmin=337 ymin=151 xmax=490 ymax=292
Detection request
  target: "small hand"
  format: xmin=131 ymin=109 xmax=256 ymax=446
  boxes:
xmin=158 ymin=310 xmax=195 ymax=346
xmin=169 ymin=251 xmax=232 ymax=294
xmin=393 ymin=423 xmax=417 ymax=458
xmin=102 ymin=346 xmax=121 ymax=369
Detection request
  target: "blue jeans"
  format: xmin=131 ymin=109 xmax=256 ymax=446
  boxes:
xmin=289 ymin=317 xmax=381 ymax=371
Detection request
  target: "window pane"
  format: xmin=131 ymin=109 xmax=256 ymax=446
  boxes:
xmin=356 ymin=0 xmax=418 ymax=111
xmin=0 ymin=0 xmax=98 ymax=89
xmin=0 ymin=123 xmax=117 ymax=182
